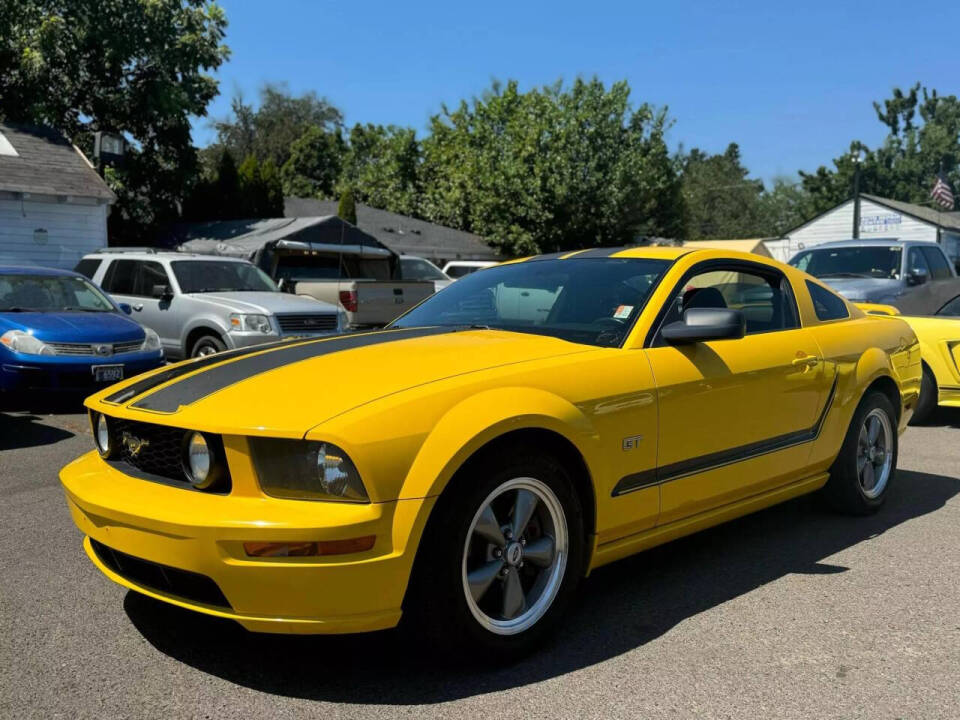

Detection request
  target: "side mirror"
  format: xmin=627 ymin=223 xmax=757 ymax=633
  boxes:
xmin=118 ymin=303 xmax=132 ymax=315
xmin=152 ymin=284 xmax=173 ymax=300
xmin=662 ymin=308 xmax=746 ymax=345
xmin=906 ymin=268 xmax=929 ymax=286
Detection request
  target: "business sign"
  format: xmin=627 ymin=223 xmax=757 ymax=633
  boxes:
xmin=860 ymin=213 xmax=902 ymax=233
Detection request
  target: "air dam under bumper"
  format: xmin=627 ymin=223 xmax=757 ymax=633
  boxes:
xmin=60 ymin=450 xmax=435 ymax=634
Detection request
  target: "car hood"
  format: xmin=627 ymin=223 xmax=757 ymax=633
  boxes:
xmin=0 ymin=311 xmax=144 ymax=343
xmin=89 ymin=328 xmax=594 ymax=437
xmin=818 ymin=277 xmax=900 ymax=300
xmin=184 ymin=291 xmax=339 ymax=314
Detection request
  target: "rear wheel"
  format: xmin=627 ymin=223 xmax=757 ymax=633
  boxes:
xmin=405 ymin=448 xmax=585 ymax=659
xmin=190 ymin=334 xmax=226 ymax=358
xmin=821 ymin=390 xmax=897 ymax=514
xmin=908 ymin=366 xmax=937 ymax=425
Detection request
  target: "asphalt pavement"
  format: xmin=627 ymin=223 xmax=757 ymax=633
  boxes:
xmin=1 ymin=393 xmax=959 ymax=719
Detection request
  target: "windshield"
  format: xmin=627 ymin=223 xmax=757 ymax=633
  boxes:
xmin=391 ymin=257 xmax=671 ymax=347
xmin=0 ymin=274 xmax=115 ymax=312
xmin=401 ymin=258 xmax=448 ymax=281
xmin=791 ymin=246 xmax=902 ymax=279
xmin=172 ymin=260 xmax=277 ymax=293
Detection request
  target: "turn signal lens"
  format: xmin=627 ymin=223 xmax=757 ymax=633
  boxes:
xmin=243 ymin=536 xmax=376 ymax=558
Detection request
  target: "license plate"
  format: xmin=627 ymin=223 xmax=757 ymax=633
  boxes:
xmin=92 ymin=364 xmax=124 ymax=382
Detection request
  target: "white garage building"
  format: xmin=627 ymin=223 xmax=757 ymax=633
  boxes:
xmin=0 ymin=122 xmax=115 ymax=270
xmin=766 ymin=194 xmax=960 ymax=270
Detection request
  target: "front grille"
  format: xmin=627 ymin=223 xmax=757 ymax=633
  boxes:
xmin=276 ymin=313 xmax=338 ymax=333
xmin=105 ymin=416 xmax=231 ymax=492
xmin=90 ymin=539 xmax=232 ymax=609
xmin=49 ymin=339 xmax=143 ymax=356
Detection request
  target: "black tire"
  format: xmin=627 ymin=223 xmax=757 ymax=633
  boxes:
xmin=190 ymin=334 xmax=226 ymax=358
xmin=404 ymin=445 xmax=586 ymax=660
xmin=820 ymin=390 xmax=898 ymax=515
xmin=908 ymin=366 xmax=937 ymax=426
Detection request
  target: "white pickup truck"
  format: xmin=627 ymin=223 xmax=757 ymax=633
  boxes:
xmin=179 ymin=230 xmax=434 ymax=328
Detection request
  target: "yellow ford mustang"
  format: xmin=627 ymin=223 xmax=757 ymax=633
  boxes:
xmin=857 ymin=300 xmax=960 ymax=422
xmin=61 ymin=247 xmax=922 ymax=654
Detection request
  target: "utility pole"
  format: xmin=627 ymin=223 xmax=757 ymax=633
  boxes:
xmin=852 ymin=147 xmax=863 ymax=239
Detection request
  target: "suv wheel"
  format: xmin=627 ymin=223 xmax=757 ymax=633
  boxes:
xmin=191 ymin=334 xmax=226 ymax=358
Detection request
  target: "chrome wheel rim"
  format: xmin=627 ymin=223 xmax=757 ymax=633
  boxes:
xmin=857 ymin=408 xmax=893 ymax=499
xmin=461 ymin=477 xmax=568 ymax=636
xmin=195 ymin=344 xmax=218 ymax=357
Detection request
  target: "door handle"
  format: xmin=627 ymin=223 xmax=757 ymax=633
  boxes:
xmin=132 ymin=304 xmax=143 ymax=311
xmin=792 ymin=354 xmax=820 ymax=368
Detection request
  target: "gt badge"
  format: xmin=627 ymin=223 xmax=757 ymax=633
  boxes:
xmin=622 ymin=435 xmax=643 ymax=451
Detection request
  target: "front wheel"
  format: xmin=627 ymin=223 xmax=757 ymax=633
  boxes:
xmin=821 ymin=390 xmax=898 ymax=514
xmin=190 ymin=334 xmax=226 ymax=358
xmin=406 ymin=448 xmax=585 ymax=658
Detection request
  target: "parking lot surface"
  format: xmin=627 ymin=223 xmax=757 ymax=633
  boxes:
xmin=2 ymin=396 xmax=959 ymax=719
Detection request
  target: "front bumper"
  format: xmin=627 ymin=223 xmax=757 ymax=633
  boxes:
xmin=1 ymin=354 xmax=164 ymax=391
xmin=61 ymin=449 xmax=434 ymax=634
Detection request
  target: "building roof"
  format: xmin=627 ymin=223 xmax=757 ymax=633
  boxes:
xmin=0 ymin=123 xmax=115 ymax=202
xmin=283 ymin=197 xmax=500 ymax=261
xmin=861 ymin=194 xmax=960 ymax=233
xmin=166 ymin=216 xmax=393 ymax=260
xmin=680 ymin=238 xmax=774 ymax=258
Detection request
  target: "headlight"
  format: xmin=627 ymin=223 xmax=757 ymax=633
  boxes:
xmin=140 ymin=327 xmax=161 ymax=351
xmin=91 ymin=412 xmax=113 ymax=457
xmin=0 ymin=330 xmax=54 ymax=356
xmin=249 ymin=438 xmax=369 ymax=502
xmin=182 ymin=431 xmax=223 ymax=489
xmin=229 ymin=313 xmax=273 ymax=334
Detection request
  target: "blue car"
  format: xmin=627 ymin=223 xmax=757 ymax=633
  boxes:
xmin=0 ymin=266 xmax=164 ymax=392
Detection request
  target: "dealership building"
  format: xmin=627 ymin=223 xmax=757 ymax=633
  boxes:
xmin=766 ymin=194 xmax=960 ymax=269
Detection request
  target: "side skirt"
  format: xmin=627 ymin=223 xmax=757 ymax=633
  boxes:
xmin=589 ymin=471 xmax=829 ymax=571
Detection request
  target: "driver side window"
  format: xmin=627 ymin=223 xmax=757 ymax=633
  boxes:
xmin=662 ymin=266 xmax=799 ymax=336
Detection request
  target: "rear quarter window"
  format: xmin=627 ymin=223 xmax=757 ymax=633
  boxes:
xmin=806 ymin=280 xmax=849 ymax=321
xmin=73 ymin=258 xmax=102 ymax=280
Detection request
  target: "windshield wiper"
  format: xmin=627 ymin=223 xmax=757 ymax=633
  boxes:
xmin=0 ymin=306 xmax=32 ymax=312
xmin=62 ymin=306 xmax=107 ymax=312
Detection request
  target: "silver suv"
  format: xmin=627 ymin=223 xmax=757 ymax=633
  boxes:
xmin=75 ymin=250 xmax=344 ymax=359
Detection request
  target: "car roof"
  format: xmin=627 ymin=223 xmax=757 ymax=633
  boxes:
xmin=0 ymin=264 xmax=83 ymax=277
xmin=809 ymin=238 xmax=919 ymax=249
xmin=84 ymin=251 xmax=250 ymax=263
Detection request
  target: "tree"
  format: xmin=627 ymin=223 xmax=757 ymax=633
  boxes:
xmin=337 ymin=187 xmax=357 ymax=224
xmin=679 ymin=143 xmax=766 ymax=239
xmin=280 ymin=125 xmax=344 ymax=198
xmin=419 ymin=78 xmax=685 ymax=256
xmin=0 ymin=0 xmax=229 ymax=241
xmin=207 ymin=83 xmax=343 ymax=171
xmin=183 ymin=151 xmax=284 ymax=220
xmin=800 ymin=84 xmax=960 ymax=216
xmin=339 ymin=124 xmax=421 ymax=216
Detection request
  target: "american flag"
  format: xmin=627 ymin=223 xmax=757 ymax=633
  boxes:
xmin=930 ymin=173 xmax=955 ymax=210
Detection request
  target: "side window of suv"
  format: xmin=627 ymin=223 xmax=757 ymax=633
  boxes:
xmin=919 ymin=246 xmax=952 ymax=280
xmin=101 ymin=260 xmax=170 ymax=297
xmin=73 ymin=258 xmax=102 ymax=280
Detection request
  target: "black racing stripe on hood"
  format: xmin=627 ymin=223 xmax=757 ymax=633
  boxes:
xmin=103 ymin=335 xmax=324 ymax=405
xmin=130 ymin=326 xmax=454 ymax=413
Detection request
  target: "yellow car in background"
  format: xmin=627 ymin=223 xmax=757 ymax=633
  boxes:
xmin=857 ymin=299 xmax=960 ymax=422
xmin=62 ymin=247 xmax=921 ymax=656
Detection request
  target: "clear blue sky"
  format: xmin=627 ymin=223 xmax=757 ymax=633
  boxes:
xmin=193 ymin=0 xmax=959 ymax=185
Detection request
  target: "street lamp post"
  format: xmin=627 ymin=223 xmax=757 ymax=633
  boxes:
xmin=851 ymin=147 xmax=863 ymax=239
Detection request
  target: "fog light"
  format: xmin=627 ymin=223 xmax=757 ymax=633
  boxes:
xmin=243 ymin=536 xmax=376 ymax=557
xmin=183 ymin=432 xmax=214 ymax=488
xmin=94 ymin=413 xmax=111 ymax=457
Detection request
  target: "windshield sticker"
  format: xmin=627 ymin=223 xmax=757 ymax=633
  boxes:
xmin=613 ymin=305 xmax=633 ymax=320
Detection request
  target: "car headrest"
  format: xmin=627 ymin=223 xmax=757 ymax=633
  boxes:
xmin=683 ymin=287 xmax=727 ymax=310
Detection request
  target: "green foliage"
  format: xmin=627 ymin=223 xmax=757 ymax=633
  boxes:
xmin=206 ymin=84 xmax=343 ymax=170
xmin=419 ymin=78 xmax=686 ymax=256
xmin=679 ymin=143 xmax=766 ymax=239
xmin=339 ymin=124 xmax=421 ymax=216
xmin=337 ymin=187 xmax=357 ymax=224
xmin=801 ymin=84 xmax=960 ymax=215
xmin=182 ymin=150 xmax=283 ymax=220
xmin=280 ymin=125 xmax=344 ymax=199
xmin=0 ymin=0 xmax=229 ymax=241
